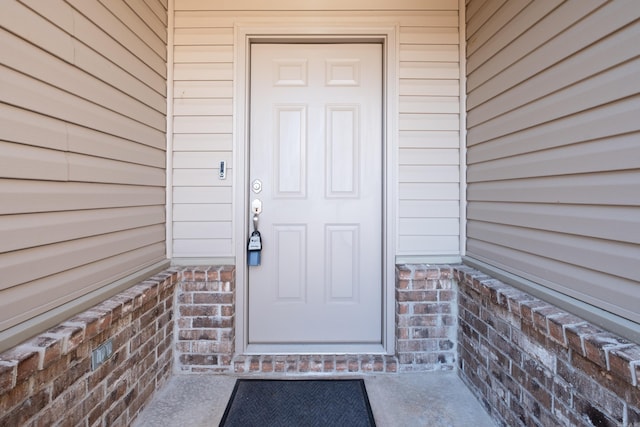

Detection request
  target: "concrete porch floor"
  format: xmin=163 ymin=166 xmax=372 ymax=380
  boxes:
xmin=133 ymin=371 xmax=496 ymax=427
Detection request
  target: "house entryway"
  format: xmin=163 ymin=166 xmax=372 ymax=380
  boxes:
xmin=132 ymin=371 xmax=497 ymax=427
xmin=246 ymin=43 xmax=384 ymax=353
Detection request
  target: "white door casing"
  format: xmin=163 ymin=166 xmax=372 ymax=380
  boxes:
xmin=248 ymin=44 xmax=382 ymax=350
xmin=233 ymin=23 xmax=399 ymax=356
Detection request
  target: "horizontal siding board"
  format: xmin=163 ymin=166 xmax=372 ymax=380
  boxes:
xmin=173 ymin=116 xmax=233 ymax=134
xmin=173 ymin=98 xmax=233 ymax=116
xmin=0 ymin=142 xmax=68 ymax=181
xmin=467 ymin=172 xmax=640 ymax=206
xmin=467 ymin=222 xmax=640 ymax=282
xmin=143 ymin=0 xmax=169 ymax=25
xmin=73 ymin=40 xmax=167 ymax=112
xmin=67 ymin=125 xmax=166 ymax=168
xmin=17 ymin=0 xmax=167 ymax=98
xmin=71 ymin=3 xmax=167 ymax=94
xmin=122 ymin=0 xmax=168 ymax=42
xmin=0 ymin=206 xmax=165 ymax=253
xmin=465 ymin=242 xmax=640 ymax=324
xmin=467 ymin=21 xmax=640 ymax=125
xmin=0 ymin=244 xmax=166 ymax=331
xmin=174 ymin=10 xmax=459 ymax=28
xmin=173 ymin=239 xmax=232 ymax=257
xmin=468 ymin=1 xmax=636 ymax=99
xmin=466 ymin=0 xmax=529 ymax=52
xmin=173 ymin=152 xmax=233 ymax=169
xmin=467 ymin=0 xmax=603 ymax=90
xmin=173 ymin=186 xmax=233 ymax=203
xmin=173 ymin=133 xmax=233 ymax=151
xmin=174 ymin=28 xmax=234 ymax=45
xmin=0 ymin=180 xmax=165 ymax=215
xmin=397 ymin=236 xmax=459 ymax=253
xmin=399 ymin=200 xmax=460 ymax=218
xmin=0 ymin=30 xmax=165 ymax=131
xmin=468 ymin=202 xmax=639 ymax=245
xmin=399 ymin=96 xmax=459 ymax=114
xmin=465 ymin=0 xmax=507 ymax=40
xmin=173 ymin=169 xmax=232 ymax=187
xmin=175 ymin=0 xmax=458 ymax=11
xmin=468 ymin=58 xmax=640 ymax=144
xmin=399 ymin=114 xmax=459 ymax=131
xmin=0 ymin=225 xmax=165 ymax=291
xmin=68 ymin=154 xmax=165 ymax=186
xmin=0 ymin=107 xmax=164 ymax=168
xmin=399 ymin=148 xmax=459 ymax=165
xmin=173 ymin=221 xmax=232 ymax=239
xmin=399 ymin=79 xmax=459 ymax=96
xmin=399 ymin=218 xmax=459 ymax=236
xmin=399 ymin=165 xmax=460 ymax=183
xmin=468 ymin=134 xmax=640 ymax=182
xmin=173 ymin=63 xmax=233 ymax=80
xmin=399 ymin=62 xmax=459 ymax=79
xmin=173 ymin=204 xmax=232 ymax=221
xmin=98 ymin=0 xmax=167 ymax=54
xmin=399 ymin=130 xmax=460 ymax=148
xmin=399 ymin=45 xmax=459 ymax=62
xmin=0 ymin=66 xmax=165 ymax=148
xmin=467 ymin=96 xmax=640 ymax=161
xmin=0 ymin=1 xmax=75 ymax=63
xmin=399 ymin=183 xmax=460 ymax=200
xmin=399 ymin=27 xmax=459 ymax=45
xmin=174 ymin=81 xmax=233 ymax=98
xmin=66 ymin=0 xmax=167 ymax=73
xmin=174 ymin=45 xmax=234 ymax=63
xmin=0 ymin=104 xmax=68 ymax=151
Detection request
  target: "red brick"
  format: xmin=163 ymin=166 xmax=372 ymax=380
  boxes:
xmin=519 ymin=300 xmax=551 ymax=326
xmin=44 ymin=325 xmax=85 ymax=355
xmin=0 ymin=379 xmax=30 ymax=414
xmin=531 ymin=306 xmax=564 ymax=335
xmin=583 ymin=333 xmax=633 ymax=370
xmin=3 ymin=387 xmax=50 ymax=427
xmin=1 ymin=347 xmax=39 ymax=383
xmin=546 ymin=314 xmax=583 ymax=346
xmin=564 ymin=323 xmax=603 ymax=356
xmin=178 ymin=305 xmax=217 ymax=317
xmin=0 ymin=361 xmax=16 ymax=394
xmin=608 ymin=345 xmax=640 ymax=385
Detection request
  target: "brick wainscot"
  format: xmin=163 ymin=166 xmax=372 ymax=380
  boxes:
xmin=0 ymin=271 xmax=177 ymax=427
xmin=1 ymin=265 xmax=638 ymax=426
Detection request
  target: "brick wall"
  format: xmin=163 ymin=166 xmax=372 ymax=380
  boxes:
xmin=396 ymin=265 xmax=457 ymax=371
xmin=0 ymin=270 xmax=177 ymax=427
xmin=175 ymin=266 xmax=236 ymax=373
xmin=455 ymin=265 xmax=640 ymax=427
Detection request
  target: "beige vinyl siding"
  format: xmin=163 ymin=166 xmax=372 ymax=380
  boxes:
xmin=171 ymin=0 xmax=461 ymax=259
xmin=465 ymin=1 xmax=640 ymax=324
xmin=0 ymin=1 xmax=167 ymax=335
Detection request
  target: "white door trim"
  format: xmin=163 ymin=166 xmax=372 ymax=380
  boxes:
xmin=233 ymin=21 xmax=399 ymax=355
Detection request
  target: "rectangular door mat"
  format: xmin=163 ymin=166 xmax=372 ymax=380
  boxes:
xmin=219 ymin=379 xmax=376 ymax=427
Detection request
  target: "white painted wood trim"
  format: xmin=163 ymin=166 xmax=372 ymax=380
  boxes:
xmin=165 ymin=0 xmax=175 ymax=259
xmin=233 ymin=20 xmax=399 ymax=355
xmin=459 ymin=0 xmax=467 ymax=257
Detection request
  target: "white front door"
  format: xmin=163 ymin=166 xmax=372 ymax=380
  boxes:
xmin=248 ymin=43 xmax=382 ymax=351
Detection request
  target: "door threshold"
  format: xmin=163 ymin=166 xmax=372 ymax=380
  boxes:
xmin=232 ymin=353 xmax=399 ymax=375
xmin=245 ymin=343 xmax=387 ymax=355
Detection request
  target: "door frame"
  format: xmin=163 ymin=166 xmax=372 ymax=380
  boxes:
xmin=233 ymin=21 xmax=399 ymax=355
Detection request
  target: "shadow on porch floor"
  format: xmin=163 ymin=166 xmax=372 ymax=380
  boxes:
xmin=133 ymin=371 xmax=496 ymax=427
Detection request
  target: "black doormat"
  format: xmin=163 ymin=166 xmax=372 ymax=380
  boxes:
xmin=219 ymin=379 xmax=376 ymax=427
